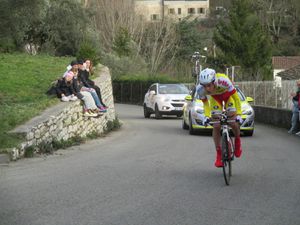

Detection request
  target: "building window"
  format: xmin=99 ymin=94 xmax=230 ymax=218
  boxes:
xmin=151 ymin=14 xmax=159 ymax=21
xmin=178 ymin=8 xmax=181 ymax=15
xmin=197 ymin=8 xmax=205 ymax=14
xmin=168 ymin=8 xmax=175 ymax=14
xmin=188 ymin=8 xmax=195 ymax=14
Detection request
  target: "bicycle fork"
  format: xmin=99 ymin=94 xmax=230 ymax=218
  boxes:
xmin=222 ymin=125 xmax=234 ymax=161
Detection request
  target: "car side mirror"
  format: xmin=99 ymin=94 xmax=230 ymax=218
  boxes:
xmin=149 ymin=90 xmax=156 ymax=95
xmin=246 ymin=97 xmax=254 ymax=103
xmin=185 ymin=95 xmax=192 ymax=101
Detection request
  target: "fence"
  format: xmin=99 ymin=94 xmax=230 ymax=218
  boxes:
xmin=113 ymin=82 xmax=152 ymax=105
xmin=235 ymin=80 xmax=296 ymax=110
xmin=112 ymin=80 xmax=298 ymax=110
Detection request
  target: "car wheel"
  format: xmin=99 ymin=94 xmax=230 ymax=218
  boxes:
xmin=155 ymin=104 xmax=162 ymax=119
xmin=189 ymin=114 xmax=196 ymax=135
xmin=182 ymin=118 xmax=189 ymax=130
xmin=244 ymin=130 xmax=254 ymax=136
xmin=143 ymin=104 xmax=151 ymax=118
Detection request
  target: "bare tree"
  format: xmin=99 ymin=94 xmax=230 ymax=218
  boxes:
xmin=89 ymin=0 xmax=179 ymax=74
xmin=140 ymin=19 xmax=179 ymax=74
xmin=255 ymin=0 xmax=291 ymax=43
xmin=90 ymin=0 xmax=144 ymax=52
xmin=83 ymin=0 xmax=91 ymax=8
xmin=288 ymin=0 xmax=300 ymax=37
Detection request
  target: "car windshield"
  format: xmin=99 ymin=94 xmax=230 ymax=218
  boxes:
xmin=236 ymin=87 xmax=246 ymax=101
xmin=158 ymin=84 xmax=189 ymax=94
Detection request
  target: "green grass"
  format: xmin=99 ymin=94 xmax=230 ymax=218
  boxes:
xmin=0 ymin=53 xmax=72 ymax=150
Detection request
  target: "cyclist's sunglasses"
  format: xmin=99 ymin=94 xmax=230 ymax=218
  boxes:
xmin=201 ymin=82 xmax=215 ymax=88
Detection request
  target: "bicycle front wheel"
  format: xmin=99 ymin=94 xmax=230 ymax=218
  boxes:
xmin=221 ymin=132 xmax=232 ymax=185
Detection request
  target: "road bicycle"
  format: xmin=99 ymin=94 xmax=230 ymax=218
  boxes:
xmin=210 ymin=112 xmax=236 ymax=185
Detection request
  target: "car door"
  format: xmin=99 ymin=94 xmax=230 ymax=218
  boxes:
xmin=148 ymin=84 xmax=157 ymax=110
xmin=144 ymin=85 xmax=157 ymax=109
xmin=186 ymin=87 xmax=197 ymax=117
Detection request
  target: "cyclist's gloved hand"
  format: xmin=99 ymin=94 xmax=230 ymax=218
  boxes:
xmin=236 ymin=115 xmax=243 ymax=124
xmin=203 ymin=117 xmax=210 ymax=126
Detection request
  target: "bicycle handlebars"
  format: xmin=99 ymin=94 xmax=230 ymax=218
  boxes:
xmin=207 ymin=112 xmax=242 ymax=126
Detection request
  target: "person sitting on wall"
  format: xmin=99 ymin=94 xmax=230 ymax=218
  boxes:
xmin=63 ymin=60 xmax=79 ymax=78
xmin=55 ymin=71 xmax=78 ymax=102
xmin=76 ymin=59 xmax=107 ymax=112
xmin=56 ymin=71 xmax=100 ymax=117
xmin=46 ymin=60 xmax=79 ymax=96
xmin=79 ymin=59 xmax=108 ymax=109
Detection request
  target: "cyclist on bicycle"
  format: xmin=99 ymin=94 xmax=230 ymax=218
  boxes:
xmin=196 ymin=68 xmax=243 ymax=167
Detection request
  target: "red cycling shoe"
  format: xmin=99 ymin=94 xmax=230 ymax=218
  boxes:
xmin=234 ymin=137 xmax=242 ymax=158
xmin=215 ymin=146 xmax=223 ymax=168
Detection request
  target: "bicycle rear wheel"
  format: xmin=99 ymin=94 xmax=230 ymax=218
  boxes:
xmin=221 ymin=132 xmax=232 ymax=185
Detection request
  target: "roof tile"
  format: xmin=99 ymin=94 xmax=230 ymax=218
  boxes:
xmin=272 ymin=56 xmax=300 ymax=70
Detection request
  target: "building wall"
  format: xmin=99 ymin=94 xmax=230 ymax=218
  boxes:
xmin=135 ymin=0 xmax=209 ymax=22
xmin=273 ymin=69 xmax=283 ymax=85
xmin=164 ymin=1 xmax=209 ymax=21
xmin=135 ymin=1 xmax=162 ymax=21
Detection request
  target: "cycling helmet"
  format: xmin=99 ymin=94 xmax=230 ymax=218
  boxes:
xmin=199 ymin=68 xmax=216 ymax=85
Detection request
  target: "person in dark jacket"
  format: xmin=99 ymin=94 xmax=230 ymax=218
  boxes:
xmin=63 ymin=60 xmax=79 ymax=78
xmin=288 ymin=80 xmax=300 ymax=135
xmin=77 ymin=59 xmax=108 ymax=109
xmin=55 ymin=72 xmax=78 ymax=102
xmin=56 ymin=71 xmax=100 ymax=117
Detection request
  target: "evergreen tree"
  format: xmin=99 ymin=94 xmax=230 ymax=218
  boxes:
xmin=112 ymin=27 xmax=132 ymax=57
xmin=176 ymin=19 xmax=205 ymax=60
xmin=43 ymin=0 xmax=89 ymax=56
xmin=213 ymin=0 xmax=272 ymax=80
xmin=0 ymin=0 xmax=46 ymax=52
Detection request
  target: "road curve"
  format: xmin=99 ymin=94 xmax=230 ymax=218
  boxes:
xmin=0 ymin=103 xmax=300 ymax=225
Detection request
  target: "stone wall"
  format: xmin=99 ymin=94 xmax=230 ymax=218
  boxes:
xmin=10 ymin=66 xmax=116 ymax=160
xmin=253 ymin=106 xmax=293 ymax=129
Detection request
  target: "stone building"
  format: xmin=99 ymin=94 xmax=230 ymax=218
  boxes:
xmin=135 ymin=0 xmax=210 ymax=22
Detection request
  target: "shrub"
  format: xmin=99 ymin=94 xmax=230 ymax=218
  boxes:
xmin=101 ymin=53 xmax=147 ymax=80
xmin=104 ymin=118 xmax=121 ymax=133
xmin=76 ymin=41 xmax=99 ymax=64
xmin=24 ymin=146 xmax=35 ymax=158
xmin=0 ymin=38 xmax=17 ymax=53
xmin=52 ymin=136 xmax=84 ymax=150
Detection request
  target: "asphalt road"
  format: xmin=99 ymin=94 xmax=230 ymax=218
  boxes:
xmin=1 ymin=104 xmax=300 ymax=225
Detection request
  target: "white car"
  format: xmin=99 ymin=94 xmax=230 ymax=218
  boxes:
xmin=143 ymin=83 xmax=189 ymax=119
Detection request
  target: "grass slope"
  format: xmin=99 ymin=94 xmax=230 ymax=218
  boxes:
xmin=0 ymin=53 xmax=72 ymax=150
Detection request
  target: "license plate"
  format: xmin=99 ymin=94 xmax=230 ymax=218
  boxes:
xmin=174 ymin=107 xmax=182 ymax=111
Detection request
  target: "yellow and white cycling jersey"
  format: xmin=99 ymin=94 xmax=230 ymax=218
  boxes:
xmin=196 ymin=73 xmax=242 ymax=117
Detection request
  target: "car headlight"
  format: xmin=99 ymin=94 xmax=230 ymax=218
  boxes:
xmin=164 ymin=98 xmax=171 ymax=102
xmin=242 ymin=108 xmax=253 ymax=115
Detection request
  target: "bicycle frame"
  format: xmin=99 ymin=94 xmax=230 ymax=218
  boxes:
xmin=210 ymin=112 xmax=236 ymax=185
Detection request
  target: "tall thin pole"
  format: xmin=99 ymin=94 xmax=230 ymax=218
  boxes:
xmin=162 ymin=0 xmax=165 ymax=20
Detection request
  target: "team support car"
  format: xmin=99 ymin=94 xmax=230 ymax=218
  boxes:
xmin=143 ymin=83 xmax=189 ymax=119
xmin=182 ymin=86 xmax=255 ymax=136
